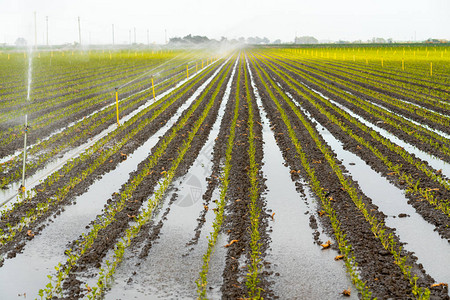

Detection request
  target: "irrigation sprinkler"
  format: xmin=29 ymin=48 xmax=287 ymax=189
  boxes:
xmin=21 ymin=115 xmax=29 ymax=194
xmin=115 ymin=88 xmax=120 ymax=126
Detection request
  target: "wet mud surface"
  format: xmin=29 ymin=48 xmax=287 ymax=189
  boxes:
xmin=248 ymin=59 xmax=449 ymax=299
xmin=1 ymin=53 xmax=449 ymax=299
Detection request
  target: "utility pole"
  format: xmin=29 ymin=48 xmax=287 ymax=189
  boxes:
xmin=46 ymin=16 xmax=49 ymax=46
xmin=134 ymin=27 xmax=136 ymax=44
xmin=34 ymin=11 xmax=37 ymax=49
xmin=112 ymin=24 xmax=115 ymax=46
xmin=78 ymin=16 xmax=81 ymax=45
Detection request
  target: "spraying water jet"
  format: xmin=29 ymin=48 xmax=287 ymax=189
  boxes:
xmin=21 ymin=46 xmax=33 ymax=195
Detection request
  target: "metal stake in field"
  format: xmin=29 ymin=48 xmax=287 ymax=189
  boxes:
xmin=151 ymin=77 xmax=156 ymax=100
xmin=21 ymin=115 xmax=29 ymax=195
xmin=115 ymin=88 xmax=120 ymax=126
xmin=186 ymin=65 xmax=189 ymax=78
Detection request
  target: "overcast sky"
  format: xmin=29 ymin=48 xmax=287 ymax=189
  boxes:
xmin=1 ymin=0 xmax=449 ymax=45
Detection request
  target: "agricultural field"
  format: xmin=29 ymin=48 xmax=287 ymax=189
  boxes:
xmin=0 ymin=45 xmax=449 ymax=299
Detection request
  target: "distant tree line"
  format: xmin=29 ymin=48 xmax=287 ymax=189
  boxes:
xmin=168 ymin=35 xmax=274 ymax=45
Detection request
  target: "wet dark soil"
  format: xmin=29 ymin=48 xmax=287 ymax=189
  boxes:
xmin=0 ymin=66 xmax=186 ymax=183
xmin=0 ymin=62 xmax=223 ymax=260
xmin=260 ymin=57 xmax=450 ymax=242
xmin=219 ymin=60 xmax=272 ymax=299
xmin=248 ymin=57 xmax=449 ymax=299
xmin=59 ymin=59 xmax=234 ymax=298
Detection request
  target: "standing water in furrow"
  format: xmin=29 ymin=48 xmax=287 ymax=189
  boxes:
xmin=304 ymin=85 xmax=450 ymax=179
xmin=102 ymin=56 xmax=237 ymax=299
xmin=297 ymin=101 xmax=450 ymax=284
xmin=0 ymin=59 xmax=228 ymax=299
xmin=0 ymin=60 xmax=218 ymax=207
xmin=248 ymin=61 xmax=358 ymax=299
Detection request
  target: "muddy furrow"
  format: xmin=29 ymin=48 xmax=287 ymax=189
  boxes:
xmin=249 ymin=54 xmax=449 ymax=299
xmin=258 ymin=56 xmax=450 ymax=241
xmin=0 ymin=61 xmax=225 ymax=260
xmin=57 ymin=57 xmax=235 ymax=299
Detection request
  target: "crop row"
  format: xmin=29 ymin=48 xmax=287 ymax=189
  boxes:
xmin=263 ymin=52 xmax=450 ymax=160
xmin=274 ymin=53 xmax=450 ymax=131
xmin=0 ymin=51 xmax=182 ymax=100
xmin=243 ymin=57 xmax=264 ymax=299
xmin=297 ymin=56 xmax=449 ymax=104
xmin=255 ymin=53 xmax=450 ymax=218
xmin=0 ymin=60 xmax=193 ymax=188
xmin=39 ymin=55 xmax=234 ymax=299
xmin=0 ymin=59 xmax=223 ymax=245
xmin=0 ymin=56 xmax=195 ymax=148
xmin=196 ymin=56 xmax=240 ymax=299
xmin=251 ymin=53 xmax=435 ymax=298
xmin=248 ymin=54 xmax=375 ymax=298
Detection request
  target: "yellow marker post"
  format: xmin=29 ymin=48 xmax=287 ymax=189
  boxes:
xmin=151 ymin=77 xmax=155 ymax=100
xmin=115 ymin=89 xmax=120 ymax=126
xmin=430 ymin=62 xmax=432 ymax=76
xmin=202 ymin=60 xmax=204 ymax=69
xmin=186 ymin=65 xmax=189 ymax=78
xmin=8 ymin=54 xmax=10 ymax=60
xmin=196 ymin=63 xmax=198 ymax=72
xmin=381 ymin=58 xmax=384 ymax=68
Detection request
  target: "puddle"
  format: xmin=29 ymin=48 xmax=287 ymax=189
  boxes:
xmin=249 ymin=62 xmax=358 ymax=299
xmin=104 ymin=57 xmax=238 ymax=299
